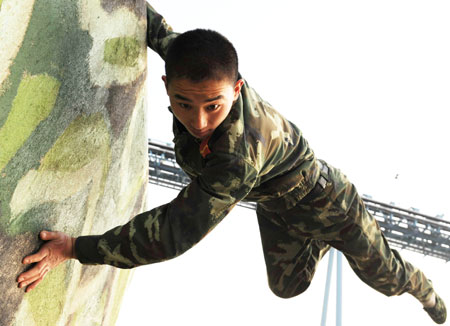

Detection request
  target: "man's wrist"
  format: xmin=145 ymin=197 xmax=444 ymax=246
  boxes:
xmin=71 ymin=237 xmax=77 ymax=259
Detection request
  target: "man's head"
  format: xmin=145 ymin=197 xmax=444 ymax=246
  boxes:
xmin=162 ymin=29 xmax=244 ymax=140
xmin=165 ymin=29 xmax=239 ymax=84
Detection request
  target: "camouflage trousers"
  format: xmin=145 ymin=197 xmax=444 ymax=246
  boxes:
xmin=256 ymin=160 xmax=433 ymax=302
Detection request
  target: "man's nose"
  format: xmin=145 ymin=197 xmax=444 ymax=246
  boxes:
xmin=192 ymin=110 xmax=207 ymax=130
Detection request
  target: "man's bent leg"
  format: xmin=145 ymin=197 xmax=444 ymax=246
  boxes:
xmin=256 ymin=204 xmax=330 ymax=299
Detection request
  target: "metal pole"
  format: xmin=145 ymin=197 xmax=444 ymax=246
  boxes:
xmin=321 ymin=248 xmax=335 ymax=326
xmin=336 ymin=251 xmax=343 ymax=326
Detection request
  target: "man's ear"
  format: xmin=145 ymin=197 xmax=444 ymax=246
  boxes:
xmin=162 ymin=75 xmax=169 ymax=94
xmin=233 ymin=79 xmax=244 ymax=101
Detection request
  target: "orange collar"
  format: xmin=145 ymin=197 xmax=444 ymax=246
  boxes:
xmin=199 ymin=136 xmax=212 ymax=158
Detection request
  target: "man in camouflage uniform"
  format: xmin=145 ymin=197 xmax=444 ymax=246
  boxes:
xmin=18 ymin=3 xmax=446 ymax=324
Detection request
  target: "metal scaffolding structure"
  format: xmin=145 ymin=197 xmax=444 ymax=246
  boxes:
xmin=148 ymin=139 xmax=450 ymax=262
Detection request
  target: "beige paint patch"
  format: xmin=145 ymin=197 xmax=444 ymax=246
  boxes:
xmin=0 ymin=0 xmax=36 ymax=88
xmin=63 ymin=268 xmax=131 ymax=326
xmin=78 ymin=0 xmax=147 ymax=87
xmin=0 ymin=73 xmax=60 ymax=172
xmin=116 ymin=88 xmax=147 ymax=214
xmin=10 ymin=161 xmax=98 ymax=221
xmin=61 ymin=266 xmax=111 ymax=325
xmin=12 ymin=300 xmax=37 ymax=326
xmin=84 ymin=86 xmax=147 ymax=236
xmin=104 ymin=270 xmax=133 ymax=326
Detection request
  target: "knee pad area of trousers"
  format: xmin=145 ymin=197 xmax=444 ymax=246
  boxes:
xmin=269 ymin=279 xmax=311 ymax=299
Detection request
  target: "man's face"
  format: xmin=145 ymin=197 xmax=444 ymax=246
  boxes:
xmin=163 ymin=76 xmax=244 ymax=140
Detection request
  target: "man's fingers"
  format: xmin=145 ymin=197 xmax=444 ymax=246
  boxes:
xmin=40 ymin=230 xmax=59 ymax=241
xmin=18 ymin=262 xmax=49 ymax=290
xmin=25 ymin=275 xmax=45 ymax=293
xmin=23 ymin=247 xmax=48 ymax=265
xmin=18 ymin=260 xmax=49 ymax=284
xmin=18 ymin=272 xmax=41 ymax=289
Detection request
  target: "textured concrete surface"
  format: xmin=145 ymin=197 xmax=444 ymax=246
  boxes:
xmin=0 ymin=0 xmax=148 ymax=324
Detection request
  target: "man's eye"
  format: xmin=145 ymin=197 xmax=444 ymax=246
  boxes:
xmin=178 ymin=103 xmax=191 ymax=110
xmin=206 ymin=104 xmax=220 ymax=111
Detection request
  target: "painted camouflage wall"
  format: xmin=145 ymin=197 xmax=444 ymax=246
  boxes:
xmin=0 ymin=0 xmax=148 ymax=324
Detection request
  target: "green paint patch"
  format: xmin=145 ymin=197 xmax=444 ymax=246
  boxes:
xmin=26 ymin=263 xmax=68 ymax=326
xmin=7 ymin=202 xmax=57 ymax=236
xmin=40 ymin=113 xmax=110 ymax=172
xmin=0 ymin=73 xmax=60 ymax=172
xmin=104 ymin=37 xmax=141 ymax=67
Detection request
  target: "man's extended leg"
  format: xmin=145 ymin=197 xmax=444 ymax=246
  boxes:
xmin=256 ymin=204 xmax=330 ymax=299
xmin=278 ymin=160 xmax=445 ymax=323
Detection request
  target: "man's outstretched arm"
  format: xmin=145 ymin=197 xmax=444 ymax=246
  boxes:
xmin=18 ymin=152 xmax=258 ymax=291
xmin=74 ymin=152 xmax=257 ymax=268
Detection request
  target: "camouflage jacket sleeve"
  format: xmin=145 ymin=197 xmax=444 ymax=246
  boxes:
xmin=146 ymin=2 xmax=178 ymax=59
xmin=75 ymin=151 xmax=258 ymax=268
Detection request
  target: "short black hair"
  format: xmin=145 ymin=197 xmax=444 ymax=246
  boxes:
xmin=165 ymin=29 xmax=239 ymax=84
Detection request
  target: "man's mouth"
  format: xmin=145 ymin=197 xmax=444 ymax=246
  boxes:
xmin=190 ymin=128 xmax=210 ymax=139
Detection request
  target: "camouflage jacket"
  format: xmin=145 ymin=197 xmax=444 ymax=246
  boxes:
xmin=75 ymin=3 xmax=320 ymax=268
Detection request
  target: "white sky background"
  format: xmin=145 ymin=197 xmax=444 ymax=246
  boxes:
xmin=117 ymin=1 xmax=450 ymax=325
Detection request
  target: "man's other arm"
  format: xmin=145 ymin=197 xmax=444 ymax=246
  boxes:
xmin=146 ymin=2 xmax=179 ymax=60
